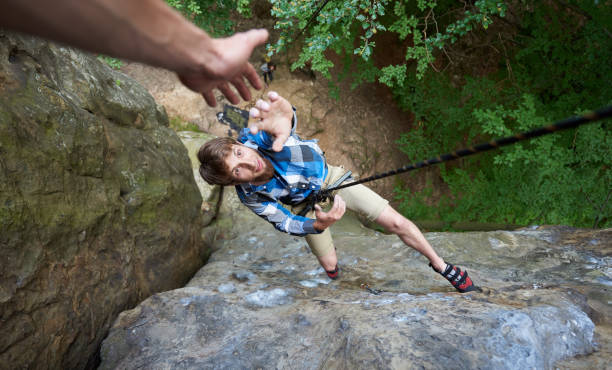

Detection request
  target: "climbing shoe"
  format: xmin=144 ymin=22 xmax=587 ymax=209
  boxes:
xmin=326 ymin=264 xmax=340 ymax=280
xmin=430 ymin=262 xmax=479 ymax=293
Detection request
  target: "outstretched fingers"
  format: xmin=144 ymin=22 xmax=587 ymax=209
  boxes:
xmin=272 ymin=133 xmax=289 ymax=152
xmin=249 ymin=107 xmax=261 ymax=133
xmin=247 ymin=98 xmax=272 ymax=134
xmin=267 ymin=90 xmax=279 ymax=101
xmin=181 ymin=29 xmax=268 ymax=107
xmin=247 ymin=91 xmax=293 ymax=151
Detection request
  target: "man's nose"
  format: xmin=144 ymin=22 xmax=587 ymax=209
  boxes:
xmin=241 ymin=160 xmax=256 ymax=171
xmin=246 ymin=154 xmax=257 ymax=169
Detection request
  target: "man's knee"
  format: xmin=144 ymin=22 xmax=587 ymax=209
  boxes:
xmin=317 ymin=249 xmax=338 ymax=271
xmin=389 ymin=217 xmax=411 ymax=234
xmin=377 ymin=207 xmax=410 ymax=233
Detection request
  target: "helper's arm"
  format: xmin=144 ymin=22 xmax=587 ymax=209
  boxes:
xmin=0 ymin=0 xmax=268 ymax=107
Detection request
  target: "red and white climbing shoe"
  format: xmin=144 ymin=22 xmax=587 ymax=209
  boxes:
xmin=430 ymin=262 xmax=479 ymax=293
xmin=326 ymin=264 xmax=340 ymax=280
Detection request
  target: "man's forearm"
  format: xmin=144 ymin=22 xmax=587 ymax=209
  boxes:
xmin=0 ymin=0 xmax=209 ymax=74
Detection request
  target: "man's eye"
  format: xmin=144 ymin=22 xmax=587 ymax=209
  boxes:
xmin=234 ymin=169 xmax=240 ymax=175
xmin=237 ymin=149 xmax=242 ymax=157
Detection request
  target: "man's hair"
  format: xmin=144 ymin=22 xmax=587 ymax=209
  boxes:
xmin=198 ymin=137 xmax=237 ymax=185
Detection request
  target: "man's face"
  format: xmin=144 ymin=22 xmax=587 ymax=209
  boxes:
xmin=226 ymin=144 xmax=274 ymax=185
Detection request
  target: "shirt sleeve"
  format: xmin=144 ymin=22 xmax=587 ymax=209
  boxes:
xmin=236 ymin=186 xmax=321 ymax=237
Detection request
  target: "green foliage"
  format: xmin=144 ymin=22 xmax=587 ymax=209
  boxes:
xmin=269 ymin=0 xmax=505 ymax=81
xmin=393 ymin=1 xmax=612 ymax=228
xmin=165 ymin=0 xmax=251 ymax=36
xmin=97 ymin=55 xmax=123 ymax=69
xmin=265 ymin=0 xmax=611 ymax=228
xmin=169 ymin=116 xmax=202 ymax=132
xmin=395 ymin=178 xmax=436 ymax=222
xmin=173 ymin=0 xmax=611 ymax=228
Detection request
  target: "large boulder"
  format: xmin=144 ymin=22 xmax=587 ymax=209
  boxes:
xmin=100 ymin=168 xmax=612 ymax=369
xmin=0 ymin=32 xmax=208 ymax=369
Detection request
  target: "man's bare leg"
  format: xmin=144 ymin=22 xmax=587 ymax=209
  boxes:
xmin=316 ymin=249 xmax=338 ymax=272
xmin=375 ymin=205 xmax=479 ymax=292
xmin=375 ymin=205 xmax=446 ymax=271
xmin=305 ymin=229 xmax=340 ymax=277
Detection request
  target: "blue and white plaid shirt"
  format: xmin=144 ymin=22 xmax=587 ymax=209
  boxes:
xmin=235 ymin=110 xmax=327 ymax=236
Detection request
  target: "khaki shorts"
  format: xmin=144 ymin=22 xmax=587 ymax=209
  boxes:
xmin=290 ymin=165 xmax=389 ymax=257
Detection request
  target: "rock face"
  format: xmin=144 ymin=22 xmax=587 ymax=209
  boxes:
xmin=0 ymin=32 xmax=208 ymax=369
xmin=100 ymin=139 xmax=611 ymax=369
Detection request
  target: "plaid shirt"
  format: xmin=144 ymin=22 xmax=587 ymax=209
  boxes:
xmin=235 ymin=110 xmax=327 ymax=236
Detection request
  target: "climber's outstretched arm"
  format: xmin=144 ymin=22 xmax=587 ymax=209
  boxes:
xmin=248 ymin=91 xmax=295 ymax=152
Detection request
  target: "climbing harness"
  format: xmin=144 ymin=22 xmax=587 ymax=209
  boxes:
xmin=297 ymin=169 xmax=353 ymax=217
xmin=316 ymin=105 xmax=612 ymax=201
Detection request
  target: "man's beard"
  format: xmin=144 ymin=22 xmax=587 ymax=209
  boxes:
xmin=252 ymin=155 xmax=275 ymax=183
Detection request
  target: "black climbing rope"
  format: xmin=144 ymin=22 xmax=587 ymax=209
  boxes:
xmin=315 ymin=105 xmax=612 ymax=202
xmin=292 ymin=0 xmax=333 ymax=43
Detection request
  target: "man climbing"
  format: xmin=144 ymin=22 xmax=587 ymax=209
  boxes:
xmin=198 ymin=92 xmax=478 ymax=293
xmin=261 ymin=61 xmax=276 ymax=85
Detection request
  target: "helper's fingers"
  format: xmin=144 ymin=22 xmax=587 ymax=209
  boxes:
xmin=239 ymin=30 xmax=268 ymax=90
xmin=231 ymin=75 xmax=252 ymax=102
xmin=242 ymin=62 xmax=263 ymax=90
xmin=218 ymin=82 xmax=239 ymax=105
xmin=202 ymin=90 xmax=217 ymax=107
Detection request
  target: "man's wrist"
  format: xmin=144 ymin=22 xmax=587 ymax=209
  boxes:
xmin=312 ymin=220 xmax=327 ymax=232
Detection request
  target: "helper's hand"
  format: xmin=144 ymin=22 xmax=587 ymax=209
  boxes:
xmin=313 ymin=195 xmax=346 ymax=231
xmin=178 ymin=29 xmax=268 ymax=107
xmin=248 ymin=91 xmax=293 ymax=152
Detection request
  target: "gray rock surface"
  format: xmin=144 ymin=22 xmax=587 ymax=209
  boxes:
xmin=101 ymin=157 xmax=611 ymax=369
xmin=0 ymin=32 xmax=208 ymax=369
